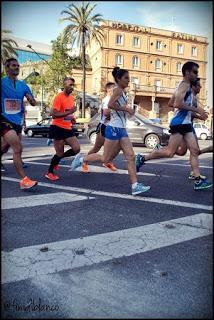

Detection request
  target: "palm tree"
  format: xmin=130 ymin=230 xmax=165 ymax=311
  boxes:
xmin=60 ymin=2 xmax=104 ymax=117
xmin=1 ymin=30 xmax=18 ymax=67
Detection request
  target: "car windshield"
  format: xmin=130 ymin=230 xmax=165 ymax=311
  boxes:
xmin=135 ymin=113 xmax=155 ymax=124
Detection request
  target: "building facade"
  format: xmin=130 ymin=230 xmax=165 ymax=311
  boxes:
xmin=87 ymin=20 xmax=208 ymax=123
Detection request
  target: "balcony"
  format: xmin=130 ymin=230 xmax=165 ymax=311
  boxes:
xmin=131 ymin=83 xmax=175 ymax=95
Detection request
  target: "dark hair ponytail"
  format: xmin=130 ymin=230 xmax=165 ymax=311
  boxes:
xmin=112 ymin=66 xmax=128 ymax=83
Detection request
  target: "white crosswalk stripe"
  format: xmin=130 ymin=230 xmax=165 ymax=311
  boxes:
xmin=2 ymin=192 xmax=95 ymax=210
xmin=2 ymin=213 xmax=212 ymax=284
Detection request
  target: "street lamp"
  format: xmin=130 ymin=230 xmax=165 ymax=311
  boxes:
xmin=26 ymin=44 xmax=51 ymax=119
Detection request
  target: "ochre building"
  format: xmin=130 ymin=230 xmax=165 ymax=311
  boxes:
xmin=87 ymin=20 xmax=208 ymax=123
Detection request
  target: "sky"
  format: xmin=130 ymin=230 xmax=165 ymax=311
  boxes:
xmin=2 ymin=1 xmax=213 ymax=105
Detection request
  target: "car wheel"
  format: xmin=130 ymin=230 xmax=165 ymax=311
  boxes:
xmin=89 ymin=132 xmax=97 ymax=145
xmin=27 ymin=130 xmax=34 ymax=137
xmin=200 ymin=133 xmax=207 ymax=140
xmin=145 ymin=134 xmax=160 ymax=149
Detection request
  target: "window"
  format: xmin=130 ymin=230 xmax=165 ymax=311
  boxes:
xmin=176 ymin=62 xmax=182 ymax=72
xmin=194 ymin=124 xmax=201 ymax=129
xmin=156 ymin=40 xmax=162 ymax=50
xmin=155 ymin=80 xmax=161 ymax=91
xmin=155 ymin=59 xmax=161 ymax=70
xmin=131 ymin=77 xmax=139 ymax=85
xmin=133 ymin=37 xmax=140 ymax=47
xmin=116 ymin=34 xmax=123 ymax=45
xmin=192 ymin=46 xmax=197 ymax=56
xmin=202 ymin=124 xmax=207 ymax=129
xmin=177 ymin=44 xmax=184 ymax=54
xmin=115 ymin=54 xmax=123 ymax=65
xmin=132 ymin=56 xmax=139 ymax=68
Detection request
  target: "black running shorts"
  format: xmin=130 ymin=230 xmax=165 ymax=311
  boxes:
xmin=49 ymin=125 xmax=77 ymax=140
xmin=95 ymin=123 xmax=106 ymax=137
xmin=169 ymin=124 xmax=193 ymax=136
xmin=1 ymin=116 xmax=22 ymax=136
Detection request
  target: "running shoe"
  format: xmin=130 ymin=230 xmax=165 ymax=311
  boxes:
xmin=47 ymin=139 xmax=53 ymax=146
xmin=103 ymin=162 xmax=117 ymax=171
xmin=20 ymin=176 xmax=38 ymax=189
xmin=135 ymin=154 xmax=146 ymax=172
xmin=22 ymin=162 xmax=29 ymax=168
xmin=60 ymin=159 xmax=65 ymax=164
xmin=1 ymin=164 xmax=7 ymax=172
xmin=70 ymin=154 xmax=83 ymax=171
xmin=188 ymin=172 xmax=207 ymax=180
xmin=194 ymin=178 xmax=212 ymax=190
xmin=82 ymin=162 xmax=89 ymax=173
xmin=132 ymin=183 xmax=151 ymax=195
xmin=45 ymin=172 xmax=59 ymax=181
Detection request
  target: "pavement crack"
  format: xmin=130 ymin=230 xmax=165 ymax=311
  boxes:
xmin=173 ymin=222 xmax=211 ymax=231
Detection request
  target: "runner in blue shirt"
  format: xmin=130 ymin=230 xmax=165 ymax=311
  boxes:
xmin=1 ymin=58 xmax=38 ymax=189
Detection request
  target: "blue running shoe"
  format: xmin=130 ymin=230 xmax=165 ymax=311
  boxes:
xmin=132 ymin=183 xmax=151 ymax=195
xmin=70 ymin=154 xmax=83 ymax=171
xmin=47 ymin=139 xmax=53 ymax=146
xmin=135 ymin=154 xmax=145 ymax=172
xmin=194 ymin=178 xmax=212 ymax=190
xmin=22 ymin=162 xmax=28 ymax=168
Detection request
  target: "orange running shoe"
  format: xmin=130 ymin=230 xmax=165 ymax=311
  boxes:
xmin=20 ymin=176 xmax=38 ymax=189
xmin=82 ymin=162 xmax=89 ymax=173
xmin=103 ymin=162 xmax=117 ymax=172
xmin=45 ymin=172 xmax=59 ymax=181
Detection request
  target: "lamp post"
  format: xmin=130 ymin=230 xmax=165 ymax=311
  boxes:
xmin=26 ymin=44 xmax=51 ymax=119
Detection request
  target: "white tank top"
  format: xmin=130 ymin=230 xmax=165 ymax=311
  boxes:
xmin=108 ymin=88 xmax=128 ymax=128
xmin=99 ymin=95 xmax=110 ymax=125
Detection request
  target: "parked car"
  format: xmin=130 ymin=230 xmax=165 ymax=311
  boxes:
xmin=193 ymin=123 xmax=212 ymax=140
xmin=84 ymin=112 xmax=170 ymax=149
xmin=24 ymin=117 xmax=84 ymax=137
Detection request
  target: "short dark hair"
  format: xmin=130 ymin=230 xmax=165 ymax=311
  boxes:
xmin=112 ymin=67 xmax=128 ymax=83
xmin=105 ymin=82 xmax=115 ymax=90
xmin=182 ymin=61 xmax=199 ymax=76
xmin=191 ymin=78 xmax=201 ymax=87
xmin=63 ymin=77 xmax=75 ymax=84
xmin=4 ymin=58 xmax=18 ymax=67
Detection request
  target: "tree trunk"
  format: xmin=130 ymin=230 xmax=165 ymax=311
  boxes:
xmin=82 ymin=30 xmax=86 ymax=118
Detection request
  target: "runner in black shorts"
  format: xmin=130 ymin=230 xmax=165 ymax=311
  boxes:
xmin=81 ymin=82 xmax=118 ymax=173
xmin=45 ymin=77 xmax=80 ymax=181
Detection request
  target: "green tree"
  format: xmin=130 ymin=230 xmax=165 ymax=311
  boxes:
xmin=60 ymin=2 xmax=104 ymax=117
xmin=43 ymin=34 xmax=82 ymax=106
xmin=1 ymin=30 xmax=18 ymax=67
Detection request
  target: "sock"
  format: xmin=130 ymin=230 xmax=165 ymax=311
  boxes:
xmin=62 ymin=149 xmax=77 ymax=158
xmin=79 ymin=157 xmax=84 ymax=164
xmin=132 ymin=182 xmax=138 ymax=189
xmin=48 ymin=154 xmax=61 ymax=173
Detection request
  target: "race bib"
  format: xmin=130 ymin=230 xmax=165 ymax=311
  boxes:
xmin=4 ymin=99 xmax=21 ymax=114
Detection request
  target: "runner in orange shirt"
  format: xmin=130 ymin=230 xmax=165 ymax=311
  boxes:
xmin=45 ymin=77 xmax=80 ymax=180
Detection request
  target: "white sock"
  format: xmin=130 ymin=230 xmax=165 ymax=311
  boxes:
xmin=132 ymin=182 xmax=138 ymax=189
xmin=79 ymin=157 xmax=84 ymax=164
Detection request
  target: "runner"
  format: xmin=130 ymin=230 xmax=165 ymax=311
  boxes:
xmin=135 ymin=61 xmax=212 ymax=190
xmin=71 ymin=67 xmax=151 ymax=195
xmin=45 ymin=77 xmax=80 ymax=180
xmin=82 ymin=82 xmax=118 ymax=173
xmin=168 ymin=77 xmax=208 ymax=180
xmin=1 ymin=58 xmax=38 ymax=189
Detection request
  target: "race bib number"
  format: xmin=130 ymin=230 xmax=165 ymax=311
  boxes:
xmin=4 ymin=99 xmax=21 ymax=114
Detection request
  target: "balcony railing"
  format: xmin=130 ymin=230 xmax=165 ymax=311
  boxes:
xmin=131 ymin=84 xmax=175 ymax=94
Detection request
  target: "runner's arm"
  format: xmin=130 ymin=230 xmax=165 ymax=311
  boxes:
xmin=108 ymin=88 xmax=133 ymax=114
xmin=51 ymin=108 xmax=74 ymax=118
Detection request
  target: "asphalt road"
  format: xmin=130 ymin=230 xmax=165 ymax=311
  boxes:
xmin=1 ymin=135 xmax=213 ymax=319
